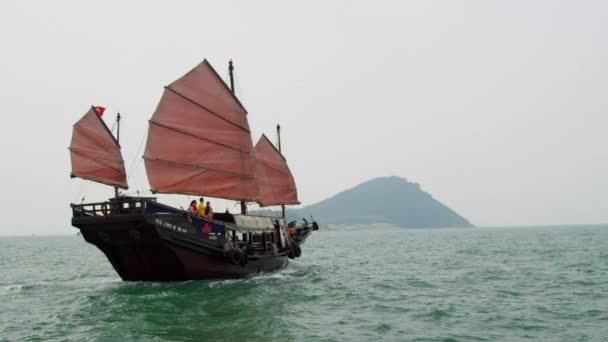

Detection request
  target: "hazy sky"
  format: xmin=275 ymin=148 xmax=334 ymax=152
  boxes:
xmin=1 ymin=0 xmax=607 ymax=235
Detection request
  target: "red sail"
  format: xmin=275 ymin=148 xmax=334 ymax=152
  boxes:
xmin=254 ymin=134 xmax=299 ymax=207
xmin=143 ymin=60 xmax=258 ymax=201
xmin=69 ymin=107 xmax=128 ymax=189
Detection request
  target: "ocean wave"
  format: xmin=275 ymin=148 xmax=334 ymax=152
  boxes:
xmin=3 ymin=227 xmax=608 ymax=341
xmin=0 ymin=284 xmax=23 ymax=294
xmin=414 ymin=305 xmax=456 ymax=321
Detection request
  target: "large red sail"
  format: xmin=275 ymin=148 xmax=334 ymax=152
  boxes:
xmin=143 ymin=60 xmax=258 ymax=201
xmin=254 ymin=134 xmax=299 ymax=207
xmin=69 ymin=107 xmax=128 ymax=189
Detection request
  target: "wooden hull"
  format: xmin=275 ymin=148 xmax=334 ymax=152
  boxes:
xmin=73 ymin=214 xmax=292 ymax=281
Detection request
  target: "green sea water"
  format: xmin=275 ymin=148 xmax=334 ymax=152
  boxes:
xmin=1 ymin=225 xmax=608 ymax=341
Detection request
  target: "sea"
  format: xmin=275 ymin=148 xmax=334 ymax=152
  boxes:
xmin=1 ymin=225 xmax=607 ymax=342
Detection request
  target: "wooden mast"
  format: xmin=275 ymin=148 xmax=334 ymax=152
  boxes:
xmin=277 ymin=124 xmax=286 ymax=219
xmin=229 ymin=59 xmax=248 ymax=215
xmin=114 ymin=112 xmax=121 ymax=199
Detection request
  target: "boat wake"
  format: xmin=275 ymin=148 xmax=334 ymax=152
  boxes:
xmin=0 ymin=284 xmax=24 ymax=294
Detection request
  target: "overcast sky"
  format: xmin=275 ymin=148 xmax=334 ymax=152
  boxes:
xmin=1 ymin=0 xmax=606 ymax=235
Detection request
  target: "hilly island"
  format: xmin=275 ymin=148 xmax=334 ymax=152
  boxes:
xmin=253 ymin=177 xmax=474 ymax=228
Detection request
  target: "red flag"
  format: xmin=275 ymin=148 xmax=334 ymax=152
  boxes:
xmin=94 ymin=106 xmax=106 ymax=116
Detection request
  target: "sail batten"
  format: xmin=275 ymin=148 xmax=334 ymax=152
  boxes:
xmin=144 ymin=158 xmax=258 ymax=200
xmin=257 ymin=159 xmax=289 ymax=175
xmin=69 ymin=107 xmax=128 ymax=189
xmin=165 ymin=86 xmax=250 ymax=133
xmin=69 ymin=149 xmax=127 ymax=175
xmin=169 ymin=59 xmax=250 ymax=130
xmin=144 ymin=60 xmax=258 ymax=201
xmin=145 ymin=122 xmax=255 ymax=176
xmin=148 ymin=120 xmax=248 ymax=154
xmin=144 ymin=157 xmax=256 ymax=179
xmin=254 ymin=134 xmax=299 ymax=207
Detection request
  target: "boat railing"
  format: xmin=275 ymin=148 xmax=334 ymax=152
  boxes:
xmin=71 ymin=197 xmax=155 ymax=217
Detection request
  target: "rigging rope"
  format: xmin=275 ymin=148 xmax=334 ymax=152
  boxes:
xmin=226 ymin=67 xmax=246 ymax=103
xmin=234 ymin=73 xmax=247 ymax=105
xmin=110 ymin=119 xmax=118 ymax=134
xmin=72 ymin=179 xmax=88 ymax=204
xmin=126 ymin=130 xmax=148 ymax=196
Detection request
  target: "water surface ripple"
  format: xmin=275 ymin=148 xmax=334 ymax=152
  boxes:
xmin=1 ymin=225 xmax=607 ymax=341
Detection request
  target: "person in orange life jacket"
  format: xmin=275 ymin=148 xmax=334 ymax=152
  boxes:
xmin=187 ymin=200 xmax=198 ymax=215
xmin=197 ymin=197 xmax=205 ymax=217
xmin=204 ymin=201 xmax=214 ymax=219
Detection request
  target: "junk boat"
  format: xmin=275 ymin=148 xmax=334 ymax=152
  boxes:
xmin=69 ymin=59 xmax=318 ymax=281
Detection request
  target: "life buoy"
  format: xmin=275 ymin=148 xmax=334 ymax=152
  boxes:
xmin=229 ymin=250 xmax=241 ymax=265
xmin=294 ymin=245 xmax=302 ymax=258
xmin=288 ymin=248 xmax=296 ymax=259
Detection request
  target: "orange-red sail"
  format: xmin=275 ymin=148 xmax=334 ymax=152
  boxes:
xmin=143 ymin=60 xmax=258 ymax=201
xmin=69 ymin=107 xmax=128 ymax=189
xmin=254 ymin=134 xmax=299 ymax=207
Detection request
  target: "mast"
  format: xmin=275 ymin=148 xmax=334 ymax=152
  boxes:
xmin=276 ymin=124 xmax=282 ymax=152
xmin=114 ymin=112 xmax=121 ymax=199
xmin=277 ymin=124 xmax=286 ymax=219
xmin=229 ymin=59 xmax=235 ymax=94
xmin=229 ymin=59 xmax=247 ymax=215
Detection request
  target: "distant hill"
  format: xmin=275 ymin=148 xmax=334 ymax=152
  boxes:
xmin=252 ymin=177 xmax=473 ymax=228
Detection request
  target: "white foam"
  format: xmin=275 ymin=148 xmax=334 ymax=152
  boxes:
xmin=0 ymin=284 xmax=23 ymax=294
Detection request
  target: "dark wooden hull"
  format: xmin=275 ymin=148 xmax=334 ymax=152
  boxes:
xmin=73 ymin=214 xmax=295 ymax=281
xmin=71 ymin=199 xmax=313 ymax=281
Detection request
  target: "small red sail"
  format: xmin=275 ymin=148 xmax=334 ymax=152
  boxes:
xmin=254 ymin=134 xmax=299 ymax=207
xmin=69 ymin=107 xmax=128 ymax=189
xmin=144 ymin=60 xmax=258 ymax=201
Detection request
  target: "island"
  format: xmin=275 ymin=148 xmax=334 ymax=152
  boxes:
xmin=252 ymin=176 xmax=474 ymax=229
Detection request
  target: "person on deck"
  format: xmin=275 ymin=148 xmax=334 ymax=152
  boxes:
xmin=204 ymin=201 xmax=214 ymax=219
xmin=197 ymin=197 xmax=205 ymax=217
xmin=187 ymin=200 xmax=198 ymax=215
